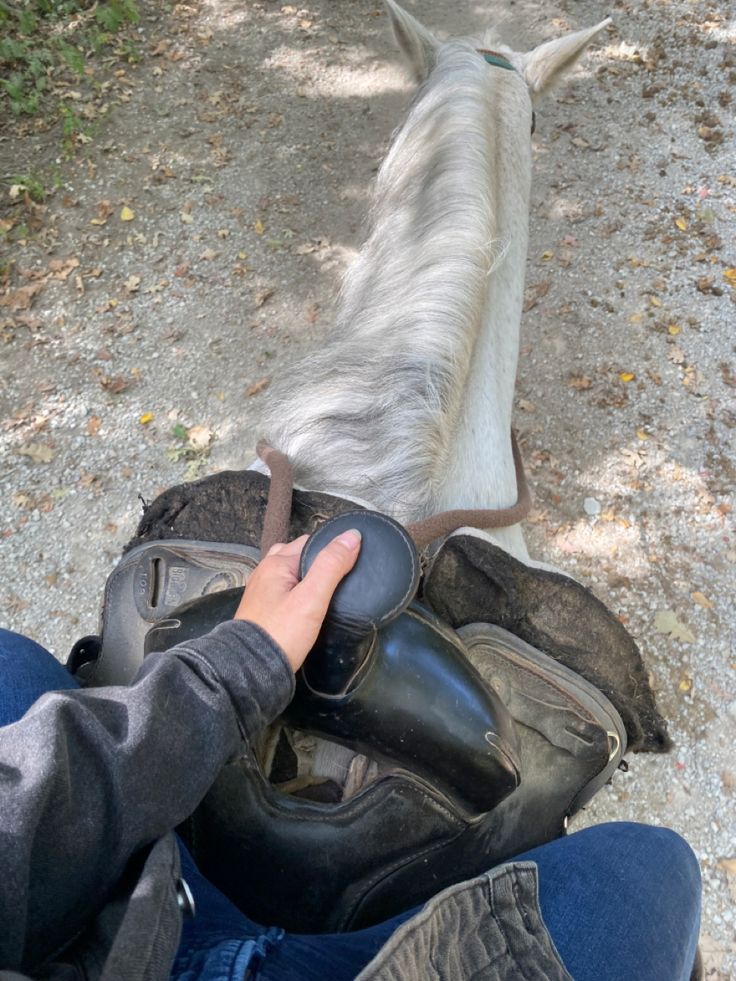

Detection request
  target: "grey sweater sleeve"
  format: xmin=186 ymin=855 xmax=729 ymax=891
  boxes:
xmin=0 ymin=619 xmax=295 ymax=974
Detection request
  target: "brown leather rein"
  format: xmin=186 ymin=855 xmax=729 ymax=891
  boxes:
xmin=256 ymin=434 xmax=531 ymax=554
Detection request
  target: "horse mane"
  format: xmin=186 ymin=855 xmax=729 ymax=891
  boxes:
xmin=262 ymin=40 xmax=517 ymax=521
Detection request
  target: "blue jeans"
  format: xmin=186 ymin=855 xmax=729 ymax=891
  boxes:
xmin=0 ymin=628 xmax=701 ymax=981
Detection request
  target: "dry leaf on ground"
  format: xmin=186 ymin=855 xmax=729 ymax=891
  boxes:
xmin=245 ymin=377 xmax=270 ymax=397
xmin=187 ymin=425 xmax=212 ymax=449
xmin=691 ymin=591 xmax=714 ymax=609
xmin=99 ymin=375 xmax=131 ymax=394
xmin=654 ymin=610 xmax=695 ymax=643
xmin=523 ymin=281 xmax=550 ymax=312
xmin=48 ymin=258 xmax=80 ymax=280
xmin=0 ymin=284 xmax=43 ymax=312
xmin=16 ymin=442 xmax=56 ymax=464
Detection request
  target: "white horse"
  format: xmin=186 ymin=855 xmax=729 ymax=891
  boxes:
xmin=258 ymin=1 xmax=610 ymax=563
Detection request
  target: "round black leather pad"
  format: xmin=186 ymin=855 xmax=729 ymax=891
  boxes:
xmin=299 ymin=510 xmax=419 ymax=630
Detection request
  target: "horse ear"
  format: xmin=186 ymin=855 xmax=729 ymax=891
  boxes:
xmin=384 ymin=0 xmax=438 ymax=83
xmin=520 ymin=19 xmax=611 ymax=97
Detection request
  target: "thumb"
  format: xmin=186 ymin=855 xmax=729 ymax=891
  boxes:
xmin=292 ymin=528 xmax=362 ymax=620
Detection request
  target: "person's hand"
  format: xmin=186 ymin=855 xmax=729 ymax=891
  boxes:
xmin=234 ymin=530 xmax=362 ymax=672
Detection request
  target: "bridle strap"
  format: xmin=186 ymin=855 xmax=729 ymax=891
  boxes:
xmin=407 ymin=431 xmax=531 ymax=548
xmin=256 ymin=433 xmax=531 ymax=553
xmin=256 ymin=439 xmax=295 ymax=554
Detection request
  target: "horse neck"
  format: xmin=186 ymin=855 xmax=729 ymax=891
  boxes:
xmin=264 ymin=44 xmax=533 ymax=535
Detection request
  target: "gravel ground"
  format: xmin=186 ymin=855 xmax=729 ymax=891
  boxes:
xmin=1 ymin=0 xmax=734 ymax=973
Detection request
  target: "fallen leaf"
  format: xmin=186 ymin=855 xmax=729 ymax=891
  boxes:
xmin=540 ymin=250 xmax=554 ymax=261
xmin=691 ymin=591 xmax=714 ymax=609
xmin=48 ymin=257 xmax=80 ymax=280
xmin=724 ymin=268 xmax=736 ymax=286
xmin=139 ymin=412 xmax=154 ymax=425
xmin=17 ymin=442 xmax=56 ymax=464
xmin=12 ymin=492 xmax=35 ymax=509
xmin=523 ymin=280 xmax=551 ymax=312
xmin=636 ymin=428 xmax=650 ymax=440
xmin=668 ymin=345 xmax=686 ymax=365
xmin=675 ymin=217 xmax=688 ymax=231
xmin=720 ymin=363 xmax=736 ymax=388
xmin=305 ymin=302 xmax=319 ymax=324
xmin=87 ymin=416 xmax=102 ymax=436
xmin=654 ymin=610 xmax=695 ymax=643
xmin=120 ymin=206 xmax=135 ymax=222
xmin=254 ymin=287 xmax=274 ymax=308
xmin=718 ymin=858 xmax=736 ymax=876
xmin=79 ymin=472 xmax=102 ymax=490
xmin=245 ymin=377 xmax=270 ymax=397
xmin=180 ymin=212 xmax=194 ymax=224
xmin=91 ymin=200 xmax=114 ymax=225
xmin=668 ymin=324 xmax=682 ymax=335
xmin=517 ymin=398 xmax=536 ymax=412
xmin=619 ymin=372 xmax=636 ymax=383
xmin=125 ymin=274 xmax=141 ymax=294
xmin=99 ymin=375 xmax=130 ymax=394
xmin=199 ymin=248 xmax=219 ymax=261
xmin=187 ymin=425 xmax=212 ymax=449
xmin=0 ymin=284 xmax=43 ymax=312
xmin=568 ymin=374 xmax=592 ymax=391
xmin=650 ymin=296 xmax=662 ymax=308
xmin=678 ymin=676 xmax=693 ymax=692
xmin=5 ymin=594 xmax=29 ymax=614
xmin=254 ymin=218 xmax=265 ymax=235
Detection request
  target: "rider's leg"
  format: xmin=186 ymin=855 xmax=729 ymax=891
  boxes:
xmin=514 ymin=821 xmax=701 ymax=981
xmin=0 ymin=628 xmax=78 ymax=726
xmin=249 ymin=822 xmax=700 ymax=981
xmin=172 ymin=838 xmax=421 ymax=981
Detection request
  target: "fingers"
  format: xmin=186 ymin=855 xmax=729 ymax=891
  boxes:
xmin=233 ymin=529 xmax=362 ymax=673
xmin=293 ymin=529 xmax=362 ymax=617
xmin=267 ymin=535 xmax=308 ymax=558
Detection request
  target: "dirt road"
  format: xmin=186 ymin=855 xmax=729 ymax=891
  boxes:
xmin=1 ymin=0 xmax=734 ymax=973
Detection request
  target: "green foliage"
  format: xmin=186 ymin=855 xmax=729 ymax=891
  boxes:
xmin=12 ymin=173 xmax=47 ymax=202
xmin=58 ymin=41 xmax=86 ymax=76
xmin=0 ymin=0 xmax=140 ymax=118
xmin=95 ymin=0 xmax=140 ymax=32
xmin=59 ymin=104 xmax=90 ymax=154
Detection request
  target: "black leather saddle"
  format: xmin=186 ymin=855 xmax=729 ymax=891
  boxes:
xmin=77 ymin=504 xmax=630 ymax=931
